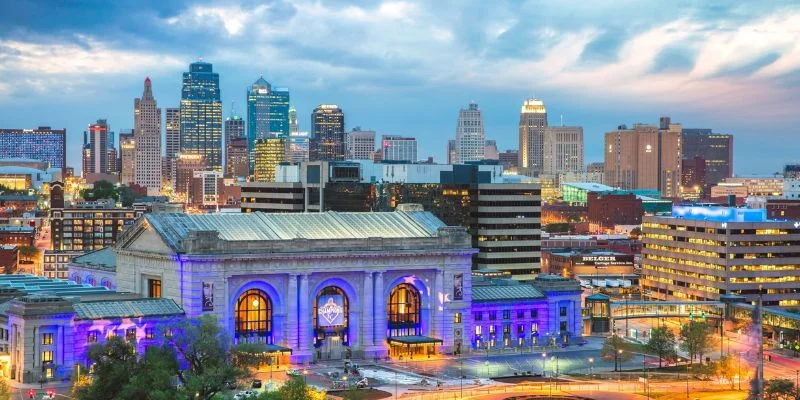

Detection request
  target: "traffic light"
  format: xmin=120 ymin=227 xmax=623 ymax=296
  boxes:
xmin=28 ymin=389 xmax=34 ymax=399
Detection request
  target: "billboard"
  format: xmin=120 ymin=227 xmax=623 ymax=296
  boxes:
xmin=317 ymin=294 xmax=345 ymax=327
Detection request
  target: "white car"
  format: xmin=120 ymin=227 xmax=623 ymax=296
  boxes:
xmin=233 ymin=391 xmax=258 ymax=400
xmin=286 ymin=368 xmax=301 ymax=376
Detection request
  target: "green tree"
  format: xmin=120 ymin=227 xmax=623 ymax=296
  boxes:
xmin=713 ymin=355 xmax=738 ymax=389
xmin=679 ymin=320 xmax=715 ymax=364
xmin=765 ymin=378 xmax=796 ymax=400
xmin=543 ymin=223 xmax=571 ymax=234
xmin=645 ymin=326 xmax=677 ymax=368
xmin=164 ymin=314 xmax=249 ymax=400
xmin=80 ymin=180 xmax=119 ymax=201
xmin=0 ymin=378 xmax=10 ymax=400
xmin=17 ymin=245 xmax=40 ymax=262
xmin=117 ymin=186 xmax=138 ymax=207
xmin=118 ymin=346 xmax=179 ymax=400
xmin=76 ymin=336 xmax=139 ymax=400
xmin=257 ymin=376 xmax=325 ymax=400
xmin=600 ymin=334 xmax=632 ymax=371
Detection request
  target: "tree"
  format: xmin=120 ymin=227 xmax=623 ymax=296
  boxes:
xmin=17 ymin=245 xmax=40 ymax=262
xmin=645 ymin=326 xmax=677 ymax=368
xmin=80 ymin=180 xmax=119 ymax=202
xmin=629 ymin=227 xmax=642 ymax=238
xmin=163 ymin=314 xmax=250 ymax=400
xmin=600 ymin=334 xmax=632 ymax=371
xmin=0 ymin=378 xmax=10 ymax=400
xmin=257 ymin=376 xmax=326 ymax=400
xmin=543 ymin=223 xmax=571 ymax=234
xmin=117 ymin=345 xmax=179 ymax=400
xmin=765 ymin=378 xmax=796 ymax=400
xmin=713 ymin=355 xmax=738 ymax=389
xmin=76 ymin=336 xmax=139 ymax=400
xmin=679 ymin=320 xmax=715 ymax=364
xmin=117 ymin=186 xmax=138 ymax=207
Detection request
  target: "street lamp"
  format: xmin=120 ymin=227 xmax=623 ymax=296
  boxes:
xmin=541 ymin=352 xmax=547 ymax=377
xmin=302 ymin=369 xmax=308 ymax=384
xmin=616 ymin=349 xmax=623 ymax=372
xmin=625 ymin=294 xmax=630 ymax=338
xmin=588 ymin=357 xmax=594 ymax=377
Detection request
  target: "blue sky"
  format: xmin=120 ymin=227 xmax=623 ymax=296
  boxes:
xmin=1 ymin=0 xmax=799 ymax=174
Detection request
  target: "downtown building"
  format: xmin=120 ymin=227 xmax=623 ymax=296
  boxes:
xmin=119 ymin=130 xmax=135 ymax=185
xmin=180 ymin=61 xmax=223 ymax=171
xmin=82 ymin=119 xmax=112 ymax=177
xmin=50 ymin=198 xmax=143 ymax=252
xmin=381 ymin=135 xmax=417 ymax=162
xmin=134 ymin=77 xmax=163 ymax=195
xmin=241 ymin=161 xmax=542 ymax=279
xmin=164 ymin=107 xmax=181 ymax=186
xmin=247 ymin=77 xmax=290 ymax=172
xmin=518 ymin=99 xmax=547 ymax=175
xmin=345 ymin=129 xmax=376 ymax=160
xmin=681 ymin=129 xmax=733 ymax=194
xmin=0 ymin=127 xmax=66 ymax=169
xmin=455 ymin=102 xmax=485 ymax=164
xmin=641 ymin=205 xmax=800 ymax=306
xmin=310 ymin=104 xmax=345 ymax=161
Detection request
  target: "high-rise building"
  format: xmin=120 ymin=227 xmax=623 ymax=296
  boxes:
xmin=499 ymin=150 xmax=518 ymax=170
xmin=226 ymin=138 xmax=249 ymax=179
xmin=119 ymin=130 xmax=136 ymax=185
xmin=681 ymin=128 xmax=733 ymax=192
xmin=518 ymin=99 xmax=548 ymax=174
xmin=484 ymin=140 xmax=498 ymax=160
xmin=83 ymin=119 xmax=110 ymax=176
xmin=224 ymin=114 xmax=245 ymax=150
xmin=0 ymin=127 xmax=66 ymax=169
xmin=164 ymin=108 xmax=180 ymax=186
xmin=381 ymin=135 xmax=417 ymax=162
xmin=587 ymin=162 xmax=604 ymax=174
xmin=455 ymin=102 xmax=485 ymax=164
xmin=106 ymin=130 xmax=118 ymax=174
xmin=447 ymin=140 xmax=457 ymax=164
xmin=173 ymin=154 xmax=206 ymax=198
xmin=50 ymin=198 xmax=142 ymax=251
xmin=287 ymin=132 xmax=310 ymax=163
xmin=542 ymin=126 xmax=584 ymax=175
xmin=604 ymin=120 xmax=682 ymax=198
xmin=310 ymin=104 xmax=345 ymax=161
xmin=345 ymin=129 xmax=376 ymax=160
xmin=289 ymin=106 xmax=299 ymax=134
xmin=247 ymin=77 xmax=271 ymax=144
xmin=254 ymin=138 xmax=286 ymax=182
xmin=134 ymin=77 xmax=163 ymax=195
xmin=180 ymin=61 xmax=222 ymax=171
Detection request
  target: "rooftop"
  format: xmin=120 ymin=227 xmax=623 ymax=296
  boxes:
xmin=0 ymin=274 xmax=113 ymax=297
xmin=472 ymin=284 xmax=545 ymax=301
xmin=0 ymin=195 xmax=37 ymax=201
xmin=74 ymin=298 xmax=183 ymax=320
xmin=0 ymin=226 xmax=34 ymax=233
xmin=70 ymin=247 xmax=116 ymax=271
xmin=668 ymin=205 xmax=768 ymax=222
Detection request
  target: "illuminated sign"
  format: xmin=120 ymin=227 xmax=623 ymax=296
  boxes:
xmin=575 ymin=254 xmax=632 ymax=266
xmin=317 ymin=295 xmax=345 ymax=326
xmin=671 ymin=206 xmax=766 ymax=222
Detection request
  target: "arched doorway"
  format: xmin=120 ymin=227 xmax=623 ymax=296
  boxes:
xmin=388 ymin=283 xmax=421 ymax=337
xmin=314 ymin=286 xmax=349 ymax=360
xmin=235 ymin=289 xmax=273 ymax=344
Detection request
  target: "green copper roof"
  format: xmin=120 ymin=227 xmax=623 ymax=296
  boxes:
xmin=472 ymin=285 xmax=545 ymax=301
xmin=71 ymin=247 xmax=116 ymax=271
xmin=144 ymin=210 xmax=447 ymax=252
xmin=73 ymin=298 xmax=184 ymax=320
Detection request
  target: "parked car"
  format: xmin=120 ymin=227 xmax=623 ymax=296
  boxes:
xmin=234 ymin=391 xmax=258 ymax=400
xmin=251 ymin=379 xmax=262 ymax=389
xmin=356 ymin=378 xmax=369 ymax=389
xmin=286 ymin=368 xmax=301 ymax=376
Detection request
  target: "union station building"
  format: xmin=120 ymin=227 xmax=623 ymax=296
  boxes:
xmin=0 ymin=207 xmax=582 ymax=383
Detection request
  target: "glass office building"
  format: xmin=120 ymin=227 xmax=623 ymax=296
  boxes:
xmin=0 ymin=127 xmax=66 ymax=169
xmin=180 ymin=61 xmax=223 ymax=171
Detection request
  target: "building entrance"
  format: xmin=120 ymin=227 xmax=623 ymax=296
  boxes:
xmin=314 ymin=286 xmax=350 ymax=361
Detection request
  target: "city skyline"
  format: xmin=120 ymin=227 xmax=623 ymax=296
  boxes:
xmin=1 ymin=1 xmax=799 ymax=174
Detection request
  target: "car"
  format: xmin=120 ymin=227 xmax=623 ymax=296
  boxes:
xmin=251 ymin=379 xmax=262 ymax=389
xmin=234 ymin=391 xmax=258 ymax=400
xmin=286 ymin=368 xmax=301 ymax=376
xmin=356 ymin=378 xmax=369 ymax=389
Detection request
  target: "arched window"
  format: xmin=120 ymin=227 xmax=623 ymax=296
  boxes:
xmin=387 ymin=283 xmax=421 ymax=336
xmin=235 ymin=289 xmax=273 ymax=342
xmin=71 ymin=274 xmax=82 ymax=285
xmin=85 ymin=276 xmax=96 ymax=287
xmin=101 ymin=278 xmax=112 ymax=290
xmin=313 ymin=286 xmax=349 ymax=346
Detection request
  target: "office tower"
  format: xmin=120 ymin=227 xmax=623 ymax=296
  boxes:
xmin=604 ymin=120 xmax=682 ymax=198
xmin=173 ymin=154 xmax=206 ymax=198
xmin=289 ymin=106 xmax=299 ymax=134
xmin=455 ymin=102 xmax=485 ymax=164
xmin=134 ymin=77 xmax=163 ymax=195
xmin=542 ymin=126 xmax=584 ymax=175
xmin=247 ymin=77 xmax=271 ymax=144
xmin=164 ymin=108 xmax=180 ymax=185
xmin=254 ymin=138 xmax=286 ymax=182
xmin=447 ymin=140 xmax=457 ymax=164
xmin=224 ymin=114 xmax=245 ymax=149
xmin=587 ymin=162 xmax=604 ymax=174
xmin=346 ymin=128 xmax=376 ymax=160
xmin=180 ymin=61 xmax=222 ymax=171
xmin=106 ymin=130 xmax=118 ymax=174
xmin=484 ymin=140 xmax=499 ymax=160
xmin=226 ymin=138 xmax=249 ymax=178
xmin=0 ymin=127 xmax=66 ymax=169
xmin=381 ymin=135 xmax=417 ymax=162
xmin=119 ymin=130 xmax=136 ymax=185
xmin=681 ymin=128 xmax=733 ymax=192
xmin=83 ymin=119 xmax=110 ymax=175
xmin=287 ymin=131 xmax=310 ymax=163
xmin=50 ymin=199 xmax=142 ymax=251
xmin=518 ymin=98 xmax=548 ymax=174
xmin=310 ymin=104 xmax=345 ymax=161
xmin=499 ymin=150 xmax=518 ymax=170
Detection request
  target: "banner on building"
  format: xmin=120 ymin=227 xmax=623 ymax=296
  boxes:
xmin=202 ymin=282 xmax=214 ymax=311
xmin=317 ymin=294 xmax=345 ymax=326
xmin=454 ymin=273 xmax=463 ymax=300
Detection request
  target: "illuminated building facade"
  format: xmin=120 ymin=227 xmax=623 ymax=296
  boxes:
xmin=287 ymin=131 xmax=310 ymax=163
xmin=173 ymin=154 xmax=206 ymax=199
xmin=134 ymin=77 xmax=163 ymax=195
xmin=681 ymin=129 xmax=733 ymax=192
xmin=641 ymin=205 xmax=800 ymax=306
xmin=180 ymin=61 xmax=223 ymax=171
xmin=455 ymin=102 xmax=485 ymax=164
xmin=164 ymin=108 xmax=181 ymax=185
xmin=83 ymin=120 xmax=110 ymax=176
xmin=49 ymin=199 xmax=141 ymax=251
xmin=119 ymin=130 xmax=135 ymax=185
xmin=247 ymin=77 xmax=290 ymax=170
xmin=0 ymin=127 xmax=66 ymax=169
xmin=254 ymin=138 xmax=286 ymax=182
xmin=542 ymin=126 xmax=583 ymax=175
xmin=226 ymin=138 xmax=249 ymax=179
xmin=518 ymin=99 xmax=547 ymax=173
xmin=381 ymin=135 xmax=417 ymax=162
xmin=310 ymin=104 xmax=345 ymax=161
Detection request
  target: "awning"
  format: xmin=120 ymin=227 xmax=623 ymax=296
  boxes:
xmin=387 ymin=335 xmax=443 ymax=345
xmin=263 ymin=344 xmax=293 ymax=354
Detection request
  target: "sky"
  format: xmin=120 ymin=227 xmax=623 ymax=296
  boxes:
xmin=1 ymin=0 xmax=799 ymax=175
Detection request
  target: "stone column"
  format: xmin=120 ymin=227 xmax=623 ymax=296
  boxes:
xmin=433 ymin=269 xmax=445 ymax=338
xmin=373 ymin=272 xmax=385 ymax=346
xmin=286 ymin=274 xmax=298 ymax=349
xmin=298 ymin=274 xmax=310 ymax=352
xmin=362 ymin=272 xmax=374 ymax=348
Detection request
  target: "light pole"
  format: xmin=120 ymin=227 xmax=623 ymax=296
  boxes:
xmin=541 ymin=352 xmax=547 ymax=377
xmin=737 ymin=351 xmax=742 ymax=391
xmin=625 ymin=294 xmax=630 ymax=337
xmin=685 ymin=355 xmax=690 ymax=400
xmin=588 ymin=357 xmax=594 ymax=377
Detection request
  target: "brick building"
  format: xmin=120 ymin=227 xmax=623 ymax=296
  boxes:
xmin=587 ymin=192 xmax=643 ymax=233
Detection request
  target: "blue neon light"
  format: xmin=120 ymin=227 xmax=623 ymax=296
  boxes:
xmin=671 ymin=206 xmax=766 ymax=222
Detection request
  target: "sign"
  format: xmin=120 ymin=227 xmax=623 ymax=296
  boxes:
xmin=453 ymin=273 xmax=463 ymax=300
xmin=574 ymin=254 xmax=633 ymax=266
xmin=317 ymin=294 xmax=345 ymax=327
xmin=202 ymin=282 xmax=214 ymax=311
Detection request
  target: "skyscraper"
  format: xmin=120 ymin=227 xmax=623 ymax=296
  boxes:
xmin=83 ymin=119 xmax=109 ymax=176
xmin=287 ymin=131 xmax=310 ymax=163
xmin=681 ymin=129 xmax=733 ymax=192
xmin=180 ymin=61 xmax=222 ymax=171
xmin=542 ymin=126 xmax=584 ymax=175
xmin=247 ymin=76 xmax=290 ymax=172
xmin=106 ymin=130 xmax=118 ymax=174
xmin=447 ymin=140 xmax=457 ymax=164
xmin=346 ymin=128 xmax=376 ymax=160
xmin=0 ymin=127 xmax=66 ymax=169
xmin=224 ymin=114 xmax=245 ymax=149
xmin=518 ymin=98 xmax=548 ymax=174
xmin=254 ymin=138 xmax=286 ymax=182
xmin=134 ymin=77 xmax=163 ymax=195
xmin=455 ymin=102 xmax=485 ymax=164
xmin=164 ymin=108 xmax=180 ymax=186
xmin=310 ymin=104 xmax=345 ymax=161
xmin=119 ymin=130 xmax=136 ymax=185
xmin=381 ymin=135 xmax=417 ymax=162
xmin=289 ymin=106 xmax=299 ymax=134
xmin=226 ymin=138 xmax=249 ymax=179
xmin=484 ymin=140 xmax=499 ymax=160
